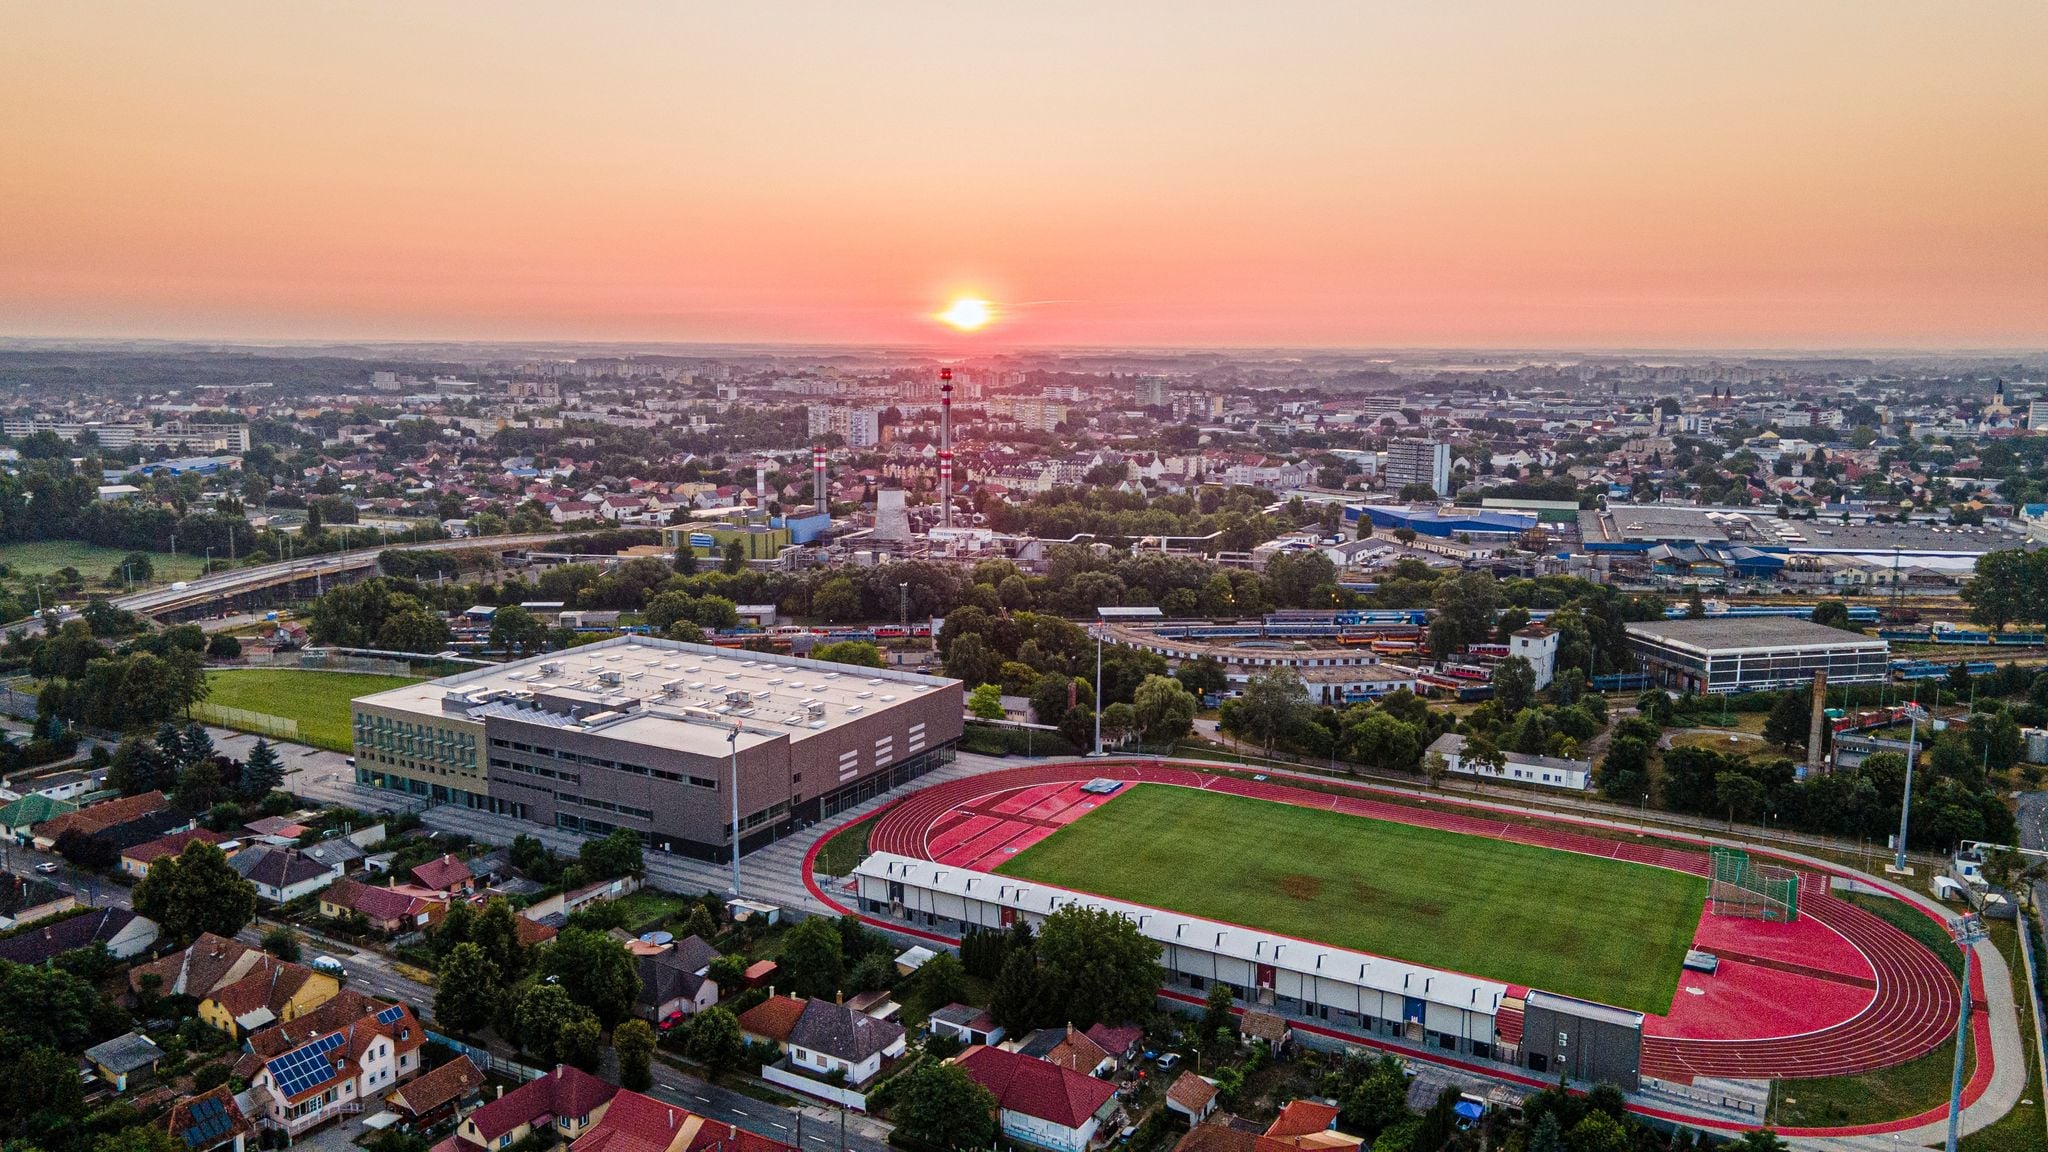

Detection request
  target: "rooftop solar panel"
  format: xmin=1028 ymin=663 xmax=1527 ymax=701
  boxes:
xmin=375 ymin=1003 xmax=406 ymax=1025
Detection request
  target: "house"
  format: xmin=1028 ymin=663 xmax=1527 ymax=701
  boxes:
xmin=0 ymin=871 xmax=77 ymax=929
xmin=635 ymin=935 xmax=720 ymax=1022
xmin=386 ymin=1055 xmax=483 ymax=1130
xmin=1238 ymin=1010 xmax=1293 ymax=1053
xmin=232 ymin=846 xmax=343 ymax=904
xmin=927 ymin=1003 xmax=1005 ymax=1048
xmin=1084 ymin=1023 xmax=1143 ymax=1070
xmin=566 ymin=1088 xmax=793 ymax=1152
xmin=84 ymin=1031 xmax=162 ymax=1092
xmin=1262 ymin=1101 xmax=1350 ymax=1148
xmin=33 ymin=790 xmax=184 ymax=853
xmin=165 ymin=1085 xmax=254 ymax=1152
xmin=1426 ymin=733 xmax=1594 ymax=792
xmin=239 ymin=993 xmax=426 ymax=1136
xmin=785 ymin=998 xmax=906 ymax=1087
xmin=1014 ymin=1026 xmax=1113 ymax=1078
xmin=320 ymin=878 xmax=447 ymax=935
xmin=0 ymin=793 xmax=76 ymax=839
xmin=410 ymin=855 xmax=475 ymax=895
xmin=893 ymin=945 xmax=936 ymax=975
xmin=119 ymin=828 xmax=230 ymax=879
xmin=954 ymin=1045 xmax=1120 ymax=1152
xmin=1164 ymin=1072 xmax=1219 ymax=1124
xmin=737 ymin=994 xmax=806 ymax=1050
xmin=0 ymin=906 xmax=156 ymax=964
xmin=301 ymin=837 xmax=369 ymax=874
xmin=448 ymin=1064 xmax=617 ymax=1152
xmin=199 ymin=957 xmax=339 ymax=1038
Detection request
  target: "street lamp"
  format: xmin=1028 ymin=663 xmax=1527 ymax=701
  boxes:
xmin=1945 ymin=914 xmax=1989 ymax=1152
xmin=1895 ymin=698 xmax=1925 ymax=873
xmin=1092 ymin=607 xmax=1163 ymax=756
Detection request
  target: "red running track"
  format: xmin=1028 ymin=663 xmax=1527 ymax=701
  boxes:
xmin=856 ymin=759 xmax=1960 ymax=1085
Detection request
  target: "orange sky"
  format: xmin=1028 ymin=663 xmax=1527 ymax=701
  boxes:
xmin=3 ymin=2 xmax=2045 ymax=349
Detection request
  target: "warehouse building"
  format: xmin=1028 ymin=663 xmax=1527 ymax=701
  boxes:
xmin=853 ymin=852 xmax=1511 ymax=1061
xmin=1623 ymin=618 xmax=1888 ymax=695
xmin=353 ymin=636 xmax=962 ymax=860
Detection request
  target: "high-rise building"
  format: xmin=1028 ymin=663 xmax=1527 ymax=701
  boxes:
xmin=1136 ymin=376 xmax=1170 ymax=408
xmin=806 ymin=406 xmax=881 ymax=448
xmin=1385 ymin=439 xmax=1451 ymax=497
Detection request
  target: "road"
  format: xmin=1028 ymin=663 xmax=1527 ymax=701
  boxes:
xmin=2016 ymin=791 xmax=2048 ymax=908
xmin=0 ymin=837 xmax=132 ymax=910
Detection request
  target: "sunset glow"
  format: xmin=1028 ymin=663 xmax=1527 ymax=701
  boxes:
xmin=937 ymin=298 xmax=993 ymax=333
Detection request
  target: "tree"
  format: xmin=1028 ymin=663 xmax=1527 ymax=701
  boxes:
xmin=1962 ymin=549 xmax=2030 ymax=633
xmin=908 ymin=951 xmax=967 ymax=1013
xmin=1174 ymin=656 xmax=1227 ymax=699
xmin=435 ymin=943 xmax=502 ymax=1035
xmin=989 ymin=947 xmax=1048 ymax=1034
xmin=685 ymin=1005 xmax=746 ymax=1081
xmin=1685 ymin=585 xmax=1705 ymax=618
xmin=811 ymin=576 xmax=863 ymax=622
xmin=967 ymin=682 xmax=1005 ymax=720
xmin=674 ymin=543 xmax=699 ymax=576
xmin=377 ymin=604 xmax=452 ymax=653
xmin=206 ymin=632 xmax=242 ymax=659
xmin=1035 ymin=904 xmax=1163 ymax=1030
xmin=240 ymin=738 xmax=284 ymax=799
xmin=133 ymin=840 xmax=257 ymax=947
xmin=174 ymin=756 xmax=223 ymax=812
xmin=490 ymin=605 xmax=548 ymax=655
xmin=560 ymin=1012 xmax=605 ymax=1072
xmin=1133 ymin=674 xmax=1196 ymax=744
xmin=1236 ymin=667 xmax=1310 ymax=752
xmin=894 ymin=1061 xmax=998 ymax=1150
xmin=1715 ymin=771 xmax=1767 ymax=826
xmin=514 ymin=983 xmax=584 ymax=1063
xmin=1811 ymin=599 xmax=1853 ymax=631
xmin=1763 ymin=690 xmax=1811 ymax=749
xmin=1491 ymin=656 xmax=1537 ymax=716
xmin=1725 ymin=1131 xmax=1790 ymax=1152
xmin=538 ymin=928 xmax=642 ymax=1027
xmin=1429 ymin=571 xmax=1501 ymax=658
xmin=615 ymin=1018 xmax=657 ymax=1091
xmin=811 ymin=640 xmax=885 ymax=669
xmin=1100 ymin=702 xmax=1137 ymax=748
xmin=1567 ymin=1111 xmax=1630 ymax=1152
xmin=722 ymin=539 xmax=747 ymax=574
xmin=945 ymin=633 xmax=1001 ymax=688
xmin=577 ymin=828 xmax=643 ymax=880
xmin=780 ymin=916 xmax=845 ymax=1000
xmin=262 ymin=925 xmax=301 ymax=961
xmin=1201 ymin=981 xmax=1235 ymax=1039
xmin=1422 ymin=747 xmax=1450 ymax=788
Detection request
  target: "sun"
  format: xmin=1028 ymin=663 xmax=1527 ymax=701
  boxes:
xmin=937 ymin=297 xmax=993 ymax=332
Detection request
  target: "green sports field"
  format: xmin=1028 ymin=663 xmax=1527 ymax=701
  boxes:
xmin=996 ymin=783 xmax=1706 ymax=1014
xmin=204 ymin=669 xmax=422 ymax=752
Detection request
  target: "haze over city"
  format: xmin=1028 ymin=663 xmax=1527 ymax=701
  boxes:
xmin=4 ymin=2 xmax=2046 ymax=348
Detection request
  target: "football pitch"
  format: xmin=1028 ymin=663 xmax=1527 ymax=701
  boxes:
xmin=996 ymin=783 xmax=1706 ymax=1014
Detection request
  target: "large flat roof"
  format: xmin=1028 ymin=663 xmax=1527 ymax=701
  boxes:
xmin=354 ymin=635 xmax=956 ymax=748
xmin=1624 ymin=617 xmax=1888 ymax=654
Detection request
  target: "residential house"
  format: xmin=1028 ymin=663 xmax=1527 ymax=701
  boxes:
xmin=785 ymin=998 xmax=906 ymax=1088
xmin=1261 ymin=1101 xmax=1353 ymax=1149
xmin=232 ymin=846 xmax=343 ymax=904
xmin=447 ymin=1064 xmax=617 ymax=1152
xmin=165 ymin=1085 xmax=254 ymax=1152
xmin=199 ymin=957 xmax=338 ymax=1039
xmin=84 ymin=1032 xmax=162 ymax=1092
xmin=0 ymin=871 xmax=76 ymax=929
xmin=239 ymin=993 xmax=426 ymax=1136
xmin=410 ymin=855 xmax=475 ymax=895
xmin=0 ymin=793 xmax=76 ymax=840
xmin=1084 ymin=1023 xmax=1143 ymax=1071
xmin=1014 ymin=1026 xmax=1113 ymax=1078
xmin=33 ymin=790 xmax=184 ymax=853
xmin=567 ymin=1088 xmax=793 ymax=1152
xmin=0 ymin=906 xmax=156 ymax=964
xmin=954 ymin=1045 xmax=1120 ymax=1152
xmin=386 ymin=1055 xmax=483 ymax=1130
xmin=927 ymin=1004 xmax=1005 ymax=1048
xmin=738 ymin=995 xmax=806 ymax=1051
xmin=320 ymin=878 xmax=447 ymax=935
xmin=635 ymin=935 xmax=721 ymax=1022
xmin=119 ymin=829 xmax=230 ymax=879
xmin=1238 ymin=1010 xmax=1293 ymax=1054
xmin=1163 ymin=1072 xmax=1219 ymax=1124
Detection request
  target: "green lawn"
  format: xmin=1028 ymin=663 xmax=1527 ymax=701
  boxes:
xmin=0 ymin=540 xmax=208 ymax=584
xmin=204 ymin=669 xmax=422 ymax=752
xmin=997 ymin=783 xmax=1707 ymax=1013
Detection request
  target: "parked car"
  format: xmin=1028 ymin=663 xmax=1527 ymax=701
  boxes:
xmin=1156 ymin=1053 xmax=1181 ymax=1072
xmin=34 ymin=861 xmax=59 ymax=875
xmin=659 ymin=1012 xmax=686 ymax=1032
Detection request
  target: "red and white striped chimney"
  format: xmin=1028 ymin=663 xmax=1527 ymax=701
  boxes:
xmin=938 ymin=368 xmax=954 ymax=532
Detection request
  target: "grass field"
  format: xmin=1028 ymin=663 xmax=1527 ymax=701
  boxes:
xmin=0 ymin=540 xmax=208 ymax=584
xmin=205 ymin=669 xmax=422 ymax=752
xmin=997 ymin=783 xmax=1708 ymax=1013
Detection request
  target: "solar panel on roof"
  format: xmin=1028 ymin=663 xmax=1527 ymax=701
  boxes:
xmin=181 ymin=1096 xmax=232 ymax=1147
xmin=267 ymin=1029 xmax=348 ymax=1097
xmin=375 ymin=1003 xmax=406 ymax=1025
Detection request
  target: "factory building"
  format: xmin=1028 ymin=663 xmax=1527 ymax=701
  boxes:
xmin=1623 ymin=618 xmax=1889 ymax=695
xmin=353 ymin=637 xmax=963 ymax=860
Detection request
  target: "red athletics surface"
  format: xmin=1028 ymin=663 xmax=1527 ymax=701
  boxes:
xmin=803 ymin=759 xmax=1981 ymax=1133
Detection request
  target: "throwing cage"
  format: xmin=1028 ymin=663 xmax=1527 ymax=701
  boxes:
xmin=1709 ymin=847 xmax=1800 ymax=923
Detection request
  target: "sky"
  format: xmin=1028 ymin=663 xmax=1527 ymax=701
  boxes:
xmin=3 ymin=2 xmax=2046 ymax=350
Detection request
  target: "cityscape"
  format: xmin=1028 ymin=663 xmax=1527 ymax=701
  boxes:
xmin=1 ymin=7 xmax=2046 ymax=1152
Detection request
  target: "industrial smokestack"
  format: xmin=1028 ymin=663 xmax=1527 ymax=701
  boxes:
xmin=813 ymin=445 xmax=828 ymax=517
xmin=755 ymin=460 xmax=768 ymax=521
xmin=938 ymin=367 xmax=954 ymax=533
xmin=1807 ymin=670 xmax=1828 ymax=773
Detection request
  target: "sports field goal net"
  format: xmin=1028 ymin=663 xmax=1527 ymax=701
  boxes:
xmin=1708 ymin=847 xmax=1799 ymax=923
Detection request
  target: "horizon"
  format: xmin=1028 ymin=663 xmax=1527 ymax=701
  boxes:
xmin=4 ymin=2 xmax=2046 ymax=348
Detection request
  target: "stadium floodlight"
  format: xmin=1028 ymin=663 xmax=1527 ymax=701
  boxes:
xmin=1946 ymin=913 xmax=1988 ymax=1152
xmin=1094 ymin=607 xmax=1164 ymax=756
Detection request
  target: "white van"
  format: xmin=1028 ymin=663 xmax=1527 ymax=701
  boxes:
xmin=310 ymin=956 xmax=348 ymax=979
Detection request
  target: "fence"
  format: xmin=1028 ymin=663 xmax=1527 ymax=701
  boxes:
xmin=1709 ymin=847 xmax=1799 ymax=922
xmin=244 ymin=650 xmax=419 ymax=677
xmin=761 ymin=1062 xmax=870 ymax=1111
xmin=190 ymin=702 xmax=301 ymax=741
xmin=2020 ymin=913 xmax=2048 ymax=1150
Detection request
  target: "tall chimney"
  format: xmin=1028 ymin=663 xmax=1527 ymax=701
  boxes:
xmin=1807 ymin=670 xmax=1828 ymax=773
xmin=755 ymin=460 xmax=769 ymax=522
xmin=812 ymin=445 xmax=828 ymax=517
xmin=938 ymin=367 xmax=954 ymax=533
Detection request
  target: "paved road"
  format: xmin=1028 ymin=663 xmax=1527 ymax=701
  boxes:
xmin=0 ymin=838 xmax=132 ymax=909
